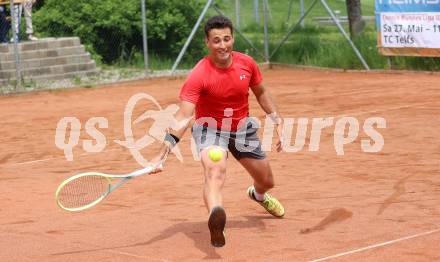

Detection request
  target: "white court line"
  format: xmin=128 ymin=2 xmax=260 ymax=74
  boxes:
xmin=64 ymin=240 xmax=162 ymax=261
xmin=8 ymin=148 xmax=121 ymax=167
xmin=308 ymin=228 xmax=440 ymax=262
xmin=13 ymin=157 xmax=59 ymax=165
xmin=338 ymin=101 xmax=439 ymax=118
xmin=106 ymin=247 xmax=173 ymax=261
xmin=107 ymin=249 xmax=149 ymax=259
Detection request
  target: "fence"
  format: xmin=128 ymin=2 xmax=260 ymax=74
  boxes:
xmin=0 ymin=0 xmax=438 ymax=93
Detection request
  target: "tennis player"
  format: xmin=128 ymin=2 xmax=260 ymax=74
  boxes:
xmin=150 ymin=15 xmax=285 ymax=247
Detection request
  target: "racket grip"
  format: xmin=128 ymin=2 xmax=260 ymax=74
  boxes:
xmin=130 ymin=161 xmax=163 ymax=177
xmin=131 ymin=166 xmax=154 ymax=177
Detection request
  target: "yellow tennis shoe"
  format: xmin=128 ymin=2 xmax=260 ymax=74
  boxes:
xmin=247 ymin=186 xmax=285 ymax=217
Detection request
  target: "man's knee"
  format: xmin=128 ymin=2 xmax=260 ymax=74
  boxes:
xmin=205 ymin=165 xmax=226 ymax=182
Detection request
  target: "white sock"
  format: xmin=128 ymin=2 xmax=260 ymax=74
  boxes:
xmin=252 ymin=188 xmax=266 ymax=202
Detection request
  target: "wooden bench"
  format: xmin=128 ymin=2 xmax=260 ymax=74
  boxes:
xmin=313 ymin=15 xmax=374 ymax=26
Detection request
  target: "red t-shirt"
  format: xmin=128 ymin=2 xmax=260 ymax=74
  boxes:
xmin=180 ymin=51 xmax=263 ymax=131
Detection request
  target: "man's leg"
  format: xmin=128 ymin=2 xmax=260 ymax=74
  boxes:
xmin=239 ymin=157 xmax=274 ymax=194
xmin=23 ymin=1 xmax=36 ymax=40
xmin=200 ymin=146 xmax=227 ymax=247
xmin=200 ymin=146 xmax=227 ymax=212
xmin=230 ymin=118 xmax=284 ymax=217
xmin=239 ymin=157 xmax=285 ymax=217
xmin=192 ymin=123 xmax=229 ymax=247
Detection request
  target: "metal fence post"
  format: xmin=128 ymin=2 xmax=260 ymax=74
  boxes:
xmin=235 ymin=0 xmax=240 ymax=30
xmin=262 ymin=0 xmax=269 ymax=63
xmin=300 ymin=0 xmax=305 ymax=27
xmin=9 ymin=0 xmax=21 ymax=90
xmin=141 ymin=0 xmax=149 ymax=76
xmin=253 ymin=0 xmax=259 ymax=23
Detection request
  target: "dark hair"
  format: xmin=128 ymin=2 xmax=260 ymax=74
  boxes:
xmin=204 ymin=16 xmax=233 ymax=37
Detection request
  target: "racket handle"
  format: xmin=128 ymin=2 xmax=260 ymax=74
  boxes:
xmin=130 ymin=162 xmax=163 ymax=177
xmin=131 ymin=166 xmax=154 ymax=177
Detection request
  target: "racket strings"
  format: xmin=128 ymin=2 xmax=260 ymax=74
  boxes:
xmin=58 ymin=175 xmax=111 ymax=209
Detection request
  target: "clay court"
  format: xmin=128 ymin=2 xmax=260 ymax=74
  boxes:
xmin=0 ymin=67 xmax=439 ymax=261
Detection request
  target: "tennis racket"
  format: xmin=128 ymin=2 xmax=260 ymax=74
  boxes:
xmin=55 ymin=160 xmax=165 ymax=212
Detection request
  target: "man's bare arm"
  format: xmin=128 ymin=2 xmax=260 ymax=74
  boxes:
xmin=250 ymin=83 xmax=284 ymax=152
xmin=152 ymin=101 xmax=196 ymax=166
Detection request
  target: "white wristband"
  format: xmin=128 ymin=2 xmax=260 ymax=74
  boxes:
xmin=267 ymin=112 xmax=282 ymax=124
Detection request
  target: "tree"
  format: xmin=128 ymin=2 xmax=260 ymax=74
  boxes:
xmin=345 ymin=0 xmax=364 ymax=38
xmin=33 ymin=0 xmax=205 ymax=63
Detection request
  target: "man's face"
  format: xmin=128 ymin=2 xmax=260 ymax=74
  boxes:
xmin=205 ymin=27 xmax=234 ymax=65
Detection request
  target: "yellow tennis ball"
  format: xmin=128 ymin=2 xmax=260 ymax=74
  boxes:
xmin=208 ymin=148 xmax=223 ymax=162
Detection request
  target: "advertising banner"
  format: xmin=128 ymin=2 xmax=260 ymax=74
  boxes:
xmin=375 ymin=0 xmax=440 ymax=57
